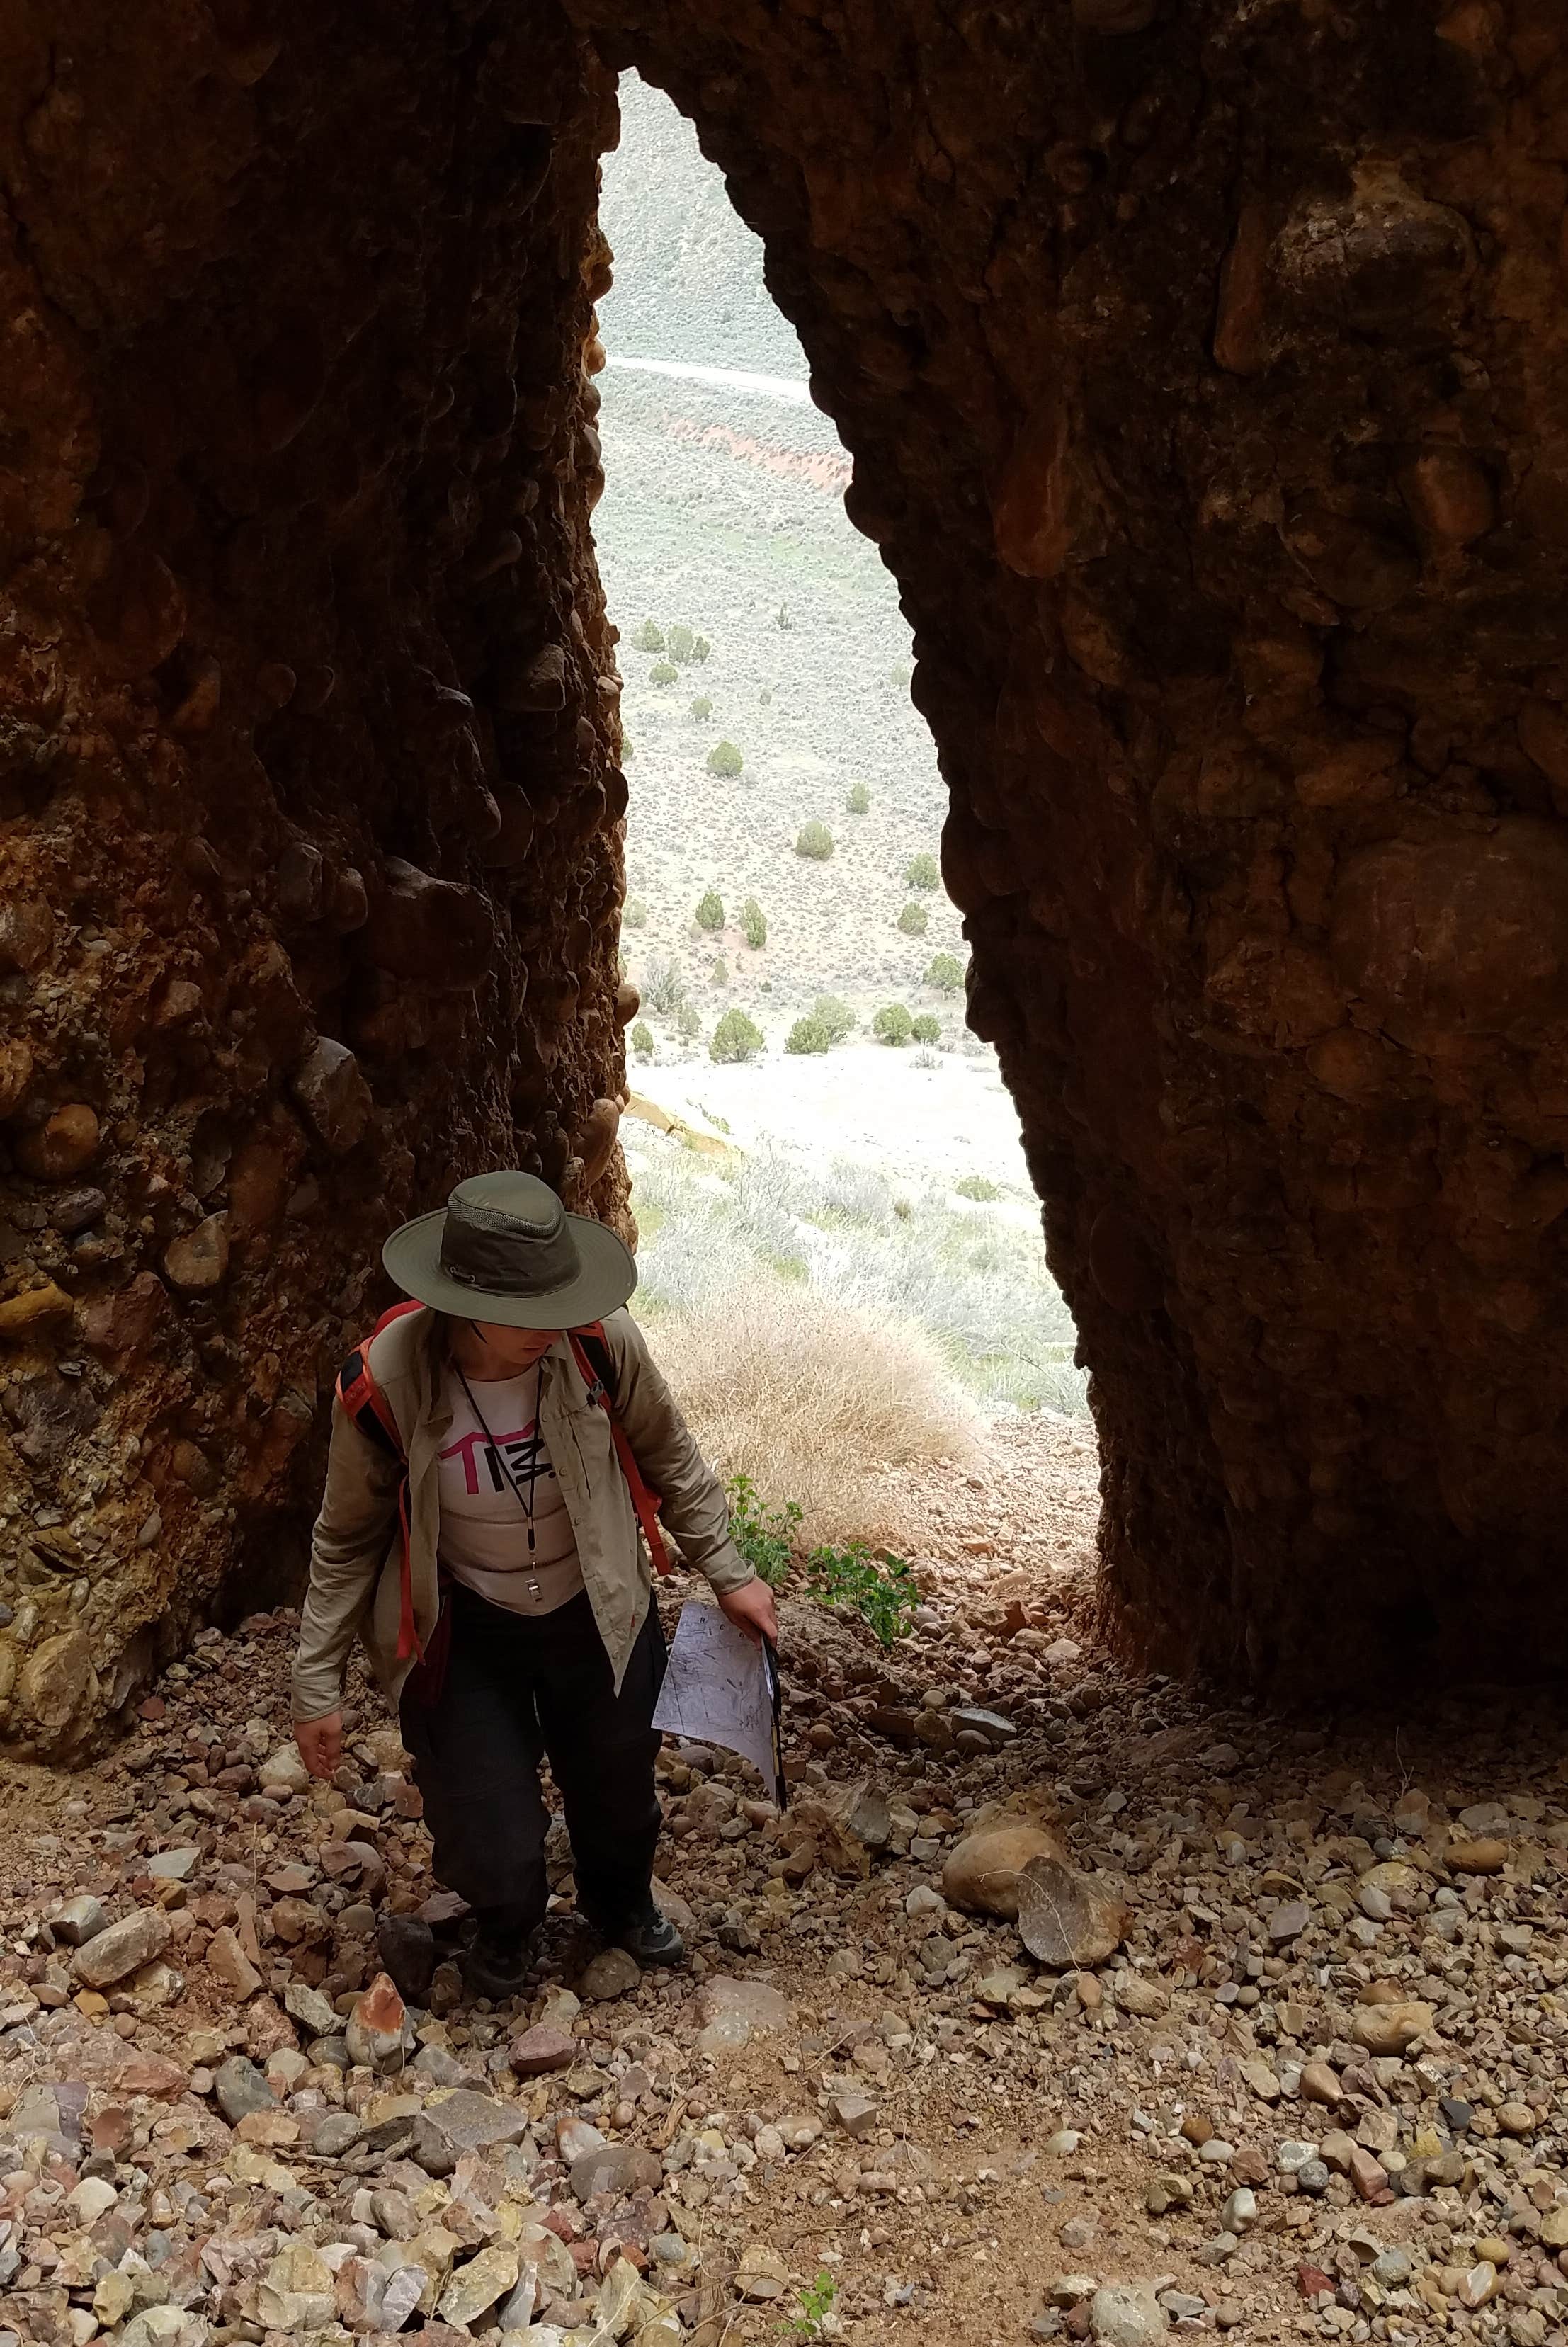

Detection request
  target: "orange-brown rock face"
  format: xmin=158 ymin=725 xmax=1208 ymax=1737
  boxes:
xmin=5 ymin=0 xmax=1568 ymax=1749
xmin=567 ymin=0 xmax=1568 ymax=1689
xmin=0 ymin=0 xmax=630 ymax=1751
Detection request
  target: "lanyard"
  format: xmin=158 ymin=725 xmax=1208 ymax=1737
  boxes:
xmin=455 ymin=1361 xmax=546 ymax=1560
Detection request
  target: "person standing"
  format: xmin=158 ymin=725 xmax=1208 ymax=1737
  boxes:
xmin=290 ymin=1171 xmax=778 ymax=1996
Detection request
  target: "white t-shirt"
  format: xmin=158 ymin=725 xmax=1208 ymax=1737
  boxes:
xmin=436 ymin=1367 xmax=585 ymax=1616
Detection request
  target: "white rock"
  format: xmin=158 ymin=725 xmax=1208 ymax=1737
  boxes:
xmin=259 ymin=1744 xmax=312 ymax=1795
xmin=67 ymin=2176 xmax=119 ymax=2224
xmin=147 ymin=1846 xmax=200 ymax=1881
xmin=1089 ymin=2282 xmax=1169 ymax=2347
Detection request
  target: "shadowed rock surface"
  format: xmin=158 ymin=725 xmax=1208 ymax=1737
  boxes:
xmin=2 ymin=0 xmax=1567 ymax=1749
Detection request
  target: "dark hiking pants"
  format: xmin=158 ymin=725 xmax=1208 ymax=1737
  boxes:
xmin=399 ymin=1582 xmax=666 ymax=1947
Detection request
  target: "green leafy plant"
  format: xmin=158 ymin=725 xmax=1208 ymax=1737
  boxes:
xmin=711 ymin=957 xmax=729 ymax=987
xmin=623 ymin=896 xmax=647 ymax=931
xmin=726 ymin=1473 xmax=803 ymax=1589
xmin=873 ymin=1003 xmax=914 ymax=1047
xmin=780 ymin=2271 xmax=838 ymax=2341
xmin=795 ymin=820 xmax=834 ymax=861
xmin=897 ymin=900 xmax=928 ymax=936
xmin=812 ymin=996 xmax=855 ymax=1043
xmin=632 ymin=619 xmax=664 ymax=653
xmin=776 ymin=602 xmax=794 ymax=630
xmin=676 ymin=1000 xmax=702 ymax=1042
xmin=622 ymin=732 xmax=635 ymax=761
xmin=846 ymin=780 xmax=870 ymax=814
xmin=905 ymin=851 xmax=940 ymax=891
xmin=695 ymin=890 xmax=725 ymax=933
xmin=926 ymin=951 xmax=964 ymax=992
xmin=807 ymin=1542 xmax=920 ymax=1648
xmin=740 ymin=898 xmax=767 ymax=950
xmin=786 ymin=1014 xmax=831 ymax=1055
xmin=710 ymin=1007 xmax=764 ymax=1063
xmin=911 ymin=1013 xmax=940 ymax=1044
xmin=955 ymin=1174 xmax=999 ymax=1201
xmin=692 ymin=634 xmax=711 ymax=663
xmin=689 ymin=695 xmax=712 ymax=720
xmin=630 ymin=1020 xmax=654 ymax=1060
xmin=649 ymin=659 xmax=678 ymax=686
xmin=667 ymin=622 xmax=696 ymax=662
xmin=642 ymin=955 xmax=686 ymax=1015
xmin=708 ymin=740 xmax=744 ymax=778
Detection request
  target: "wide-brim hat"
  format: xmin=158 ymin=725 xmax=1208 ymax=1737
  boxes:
xmin=382 ymin=1171 xmax=636 ymax=1330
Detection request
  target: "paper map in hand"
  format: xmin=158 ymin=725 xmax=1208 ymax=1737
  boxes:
xmin=653 ymin=1601 xmax=785 ymax=1807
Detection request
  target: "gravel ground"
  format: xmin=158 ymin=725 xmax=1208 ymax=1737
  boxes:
xmin=5 ymin=1416 xmax=1568 ymax=2347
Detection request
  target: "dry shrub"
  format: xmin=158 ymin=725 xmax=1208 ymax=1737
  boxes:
xmin=652 ymin=1273 xmax=980 ymax=1551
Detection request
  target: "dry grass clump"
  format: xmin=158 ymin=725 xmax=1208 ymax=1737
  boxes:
xmin=649 ymin=1274 xmax=979 ymax=1552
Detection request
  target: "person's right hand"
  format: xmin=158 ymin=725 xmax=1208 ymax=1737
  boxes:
xmin=295 ymin=1710 xmax=343 ymax=1780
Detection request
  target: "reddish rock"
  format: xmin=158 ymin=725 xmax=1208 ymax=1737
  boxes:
xmin=290 ymin=1038 xmax=372 ymax=1156
xmin=115 ymin=2053 xmax=188 ymax=2098
xmin=1348 ymin=2147 xmax=1393 ymax=2203
xmin=15 ymin=1104 xmax=100 ymax=1179
xmin=163 ymin=1213 xmax=230 ymax=1291
xmin=509 ymin=2023 xmax=576 ymax=2078
xmin=90 ymin=2106 xmax=132 ymax=2156
xmin=0 ymin=1037 xmax=33 ymax=1116
xmin=80 ymin=1273 xmax=170 ymax=1364
xmin=0 ymin=896 xmax=55 ymax=971
xmin=364 ymin=858 xmax=494 ymax=990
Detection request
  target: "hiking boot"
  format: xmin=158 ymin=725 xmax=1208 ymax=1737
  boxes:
xmin=609 ymin=1897 xmax=685 ymax=1968
xmin=460 ymin=1925 xmax=534 ymax=2002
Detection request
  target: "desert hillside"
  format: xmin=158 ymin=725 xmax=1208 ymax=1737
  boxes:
xmin=597 ymin=79 xmax=965 ymax=1069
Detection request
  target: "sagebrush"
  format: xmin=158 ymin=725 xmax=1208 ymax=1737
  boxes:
xmin=641 ymin=1264 xmax=979 ymax=1548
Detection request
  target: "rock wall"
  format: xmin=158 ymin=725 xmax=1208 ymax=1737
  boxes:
xmin=0 ymin=0 xmax=634 ymax=1754
xmin=8 ymin=0 xmax=1568 ymax=1744
xmin=567 ymin=0 xmax=1568 ymax=1688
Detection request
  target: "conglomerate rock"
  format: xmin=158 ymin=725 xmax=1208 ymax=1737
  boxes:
xmin=5 ymin=0 xmax=1568 ymax=1746
xmin=564 ymin=0 xmax=1568 ymax=1689
xmin=0 ymin=0 xmax=630 ymax=1752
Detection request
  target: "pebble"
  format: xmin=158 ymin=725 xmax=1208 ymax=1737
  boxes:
xmin=829 ymin=2084 xmax=880 ymax=2137
xmin=49 ymin=1894 xmax=105 ymax=1945
xmin=570 ymin=2139 xmax=662 ymax=2200
xmin=580 ymin=1944 xmax=642 ymax=2000
xmin=145 ymin=1845 xmax=199 ymax=1880
xmin=213 ymin=2055 xmax=277 ymax=2123
xmin=72 ymin=1906 xmax=171 ymax=1987
xmin=1089 ymin=2280 xmax=1170 ymax=2346
xmin=509 ymin=2021 xmax=578 ymax=2075
xmin=6 ymin=1547 xmax=1568 ymax=2347
xmin=345 ymin=1972 xmax=409 ymax=2068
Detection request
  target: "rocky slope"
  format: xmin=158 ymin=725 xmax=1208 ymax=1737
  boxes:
xmin=6 ymin=1424 xmax=1568 ymax=2347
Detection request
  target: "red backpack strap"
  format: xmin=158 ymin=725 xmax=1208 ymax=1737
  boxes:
xmin=569 ymin=1324 xmax=672 ymax=1576
xmin=334 ymin=1300 xmax=421 ymax=1462
xmin=334 ymin=1301 xmax=422 ymax=1661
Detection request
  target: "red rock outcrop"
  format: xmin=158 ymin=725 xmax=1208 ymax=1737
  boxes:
xmin=569 ymin=0 xmax=1568 ymax=1691
xmin=0 ymin=0 xmax=629 ymax=1751
xmin=4 ymin=0 xmax=1567 ymax=1748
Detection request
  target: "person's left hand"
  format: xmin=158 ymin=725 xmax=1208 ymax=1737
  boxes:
xmin=720 ymin=1576 xmax=779 ymax=1648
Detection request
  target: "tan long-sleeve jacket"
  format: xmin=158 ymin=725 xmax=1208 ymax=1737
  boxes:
xmin=290 ymin=1305 xmax=751 ymax=1722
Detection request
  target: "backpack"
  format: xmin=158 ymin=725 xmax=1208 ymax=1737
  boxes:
xmin=334 ymin=1304 xmax=671 ymax=1665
